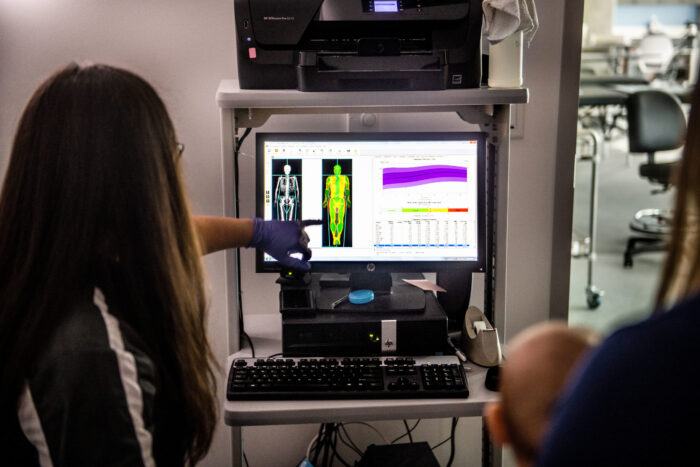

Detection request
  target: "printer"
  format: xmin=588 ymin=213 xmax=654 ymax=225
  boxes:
xmin=234 ymin=0 xmax=483 ymax=91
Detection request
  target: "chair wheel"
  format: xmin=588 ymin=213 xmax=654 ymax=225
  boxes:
xmin=585 ymin=286 xmax=603 ymax=310
xmin=586 ymin=292 xmax=601 ymax=309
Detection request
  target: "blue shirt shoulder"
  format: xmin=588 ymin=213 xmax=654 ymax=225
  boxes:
xmin=537 ymin=293 xmax=700 ymax=466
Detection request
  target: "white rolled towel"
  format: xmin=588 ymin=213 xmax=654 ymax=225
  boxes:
xmin=483 ymin=0 xmax=539 ymax=45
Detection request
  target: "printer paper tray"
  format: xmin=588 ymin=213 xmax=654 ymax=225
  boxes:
xmin=315 ymin=54 xmax=442 ymax=72
xmin=298 ymin=54 xmax=447 ymax=91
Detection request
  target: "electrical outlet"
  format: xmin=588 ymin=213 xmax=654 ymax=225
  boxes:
xmin=346 ymin=112 xmax=381 ymax=132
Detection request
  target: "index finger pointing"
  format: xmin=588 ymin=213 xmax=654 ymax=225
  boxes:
xmin=299 ymin=219 xmax=323 ymax=227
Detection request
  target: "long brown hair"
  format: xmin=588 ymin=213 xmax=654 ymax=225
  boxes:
xmin=0 ymin=63 xmax=217 ymax=464
xmin=656 ymin=83 xmax=700 ymax=311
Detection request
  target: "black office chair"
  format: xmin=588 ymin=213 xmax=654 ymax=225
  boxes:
xmin=623 ymin=90 xmax=686 ymax=268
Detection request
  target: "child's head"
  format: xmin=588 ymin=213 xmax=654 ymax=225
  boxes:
xmin=484 ymin=322 xmax=598 ymax=466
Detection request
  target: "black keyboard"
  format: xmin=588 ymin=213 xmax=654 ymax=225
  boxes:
xmin=227 ymin=356 xmax=469 ymax=400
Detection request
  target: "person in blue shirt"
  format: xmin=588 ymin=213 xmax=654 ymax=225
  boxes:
xmin=0 ymin=63 xmax=314 ymax=466
xmin=537 ymin=83 xmax=700 ymax=465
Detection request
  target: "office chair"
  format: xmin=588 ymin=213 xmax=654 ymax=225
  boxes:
xmin=636 ymin=33 xmax=675 ymax=79
xmin=623 ymin=90 xmax=686 ymax=268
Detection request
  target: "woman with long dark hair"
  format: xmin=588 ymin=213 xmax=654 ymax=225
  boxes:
xmin=0 ymin=63 xmax=312 ymax=466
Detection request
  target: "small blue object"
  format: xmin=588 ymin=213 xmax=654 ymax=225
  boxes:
xmin=298 ymin=458 xmax=314 ymax=467
xmin=349 ymin=289 xmax=374 ymax=304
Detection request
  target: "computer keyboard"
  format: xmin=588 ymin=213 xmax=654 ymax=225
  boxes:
xmin=227 ymin=355 xmax=468 ymax=400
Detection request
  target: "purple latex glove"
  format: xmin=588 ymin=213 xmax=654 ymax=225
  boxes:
xmin=248 ymin=218 xmax=323 ymax=271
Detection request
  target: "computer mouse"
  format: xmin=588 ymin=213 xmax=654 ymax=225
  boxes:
xmin=485 ymin=365 xmax=500 ymax=392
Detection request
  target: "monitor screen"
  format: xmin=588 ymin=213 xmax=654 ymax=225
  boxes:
xmin=256 ymin=132 xmax=487 ymax=273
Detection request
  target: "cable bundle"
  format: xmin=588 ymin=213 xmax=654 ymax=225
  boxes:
xmin=299 ymin=419 xmax=458 ymax=467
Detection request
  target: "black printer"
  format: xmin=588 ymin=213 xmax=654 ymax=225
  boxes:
xmin=234 ymin=0 xmax=483 ymax=91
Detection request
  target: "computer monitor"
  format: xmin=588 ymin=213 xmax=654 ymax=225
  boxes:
xmin=256 ymin=132 xmax=487 ymax=274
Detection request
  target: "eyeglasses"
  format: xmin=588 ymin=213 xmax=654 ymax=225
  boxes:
xmin=176 ymin=143 xmax=185 ymax=158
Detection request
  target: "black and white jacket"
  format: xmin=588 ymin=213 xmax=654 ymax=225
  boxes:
xmin=7 ymin=288 xmax=167 ymax=466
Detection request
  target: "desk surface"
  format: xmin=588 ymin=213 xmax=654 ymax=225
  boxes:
xmin=579 ymin=83 xmax=695 ymax=107
xmin=224 ymin=314 xmax=499 ymax=427
xmin=579 ymin=75 xmax=649 ymax=86
xmin=579 ymin=85 xmax=629 ymax=107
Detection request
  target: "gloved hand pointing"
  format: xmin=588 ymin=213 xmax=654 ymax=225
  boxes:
xmin=248 ymin=218 xmax=323 ymax=271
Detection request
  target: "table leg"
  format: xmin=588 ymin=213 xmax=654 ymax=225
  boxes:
xmin=231 ymin=427 xmax=243 ymax=467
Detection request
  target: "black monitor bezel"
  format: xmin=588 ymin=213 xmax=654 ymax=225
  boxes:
xmin=255 ymin=131 xmax=487 ymax=274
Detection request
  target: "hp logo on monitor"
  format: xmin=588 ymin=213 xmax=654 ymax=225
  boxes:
xmin=366 ymin=263 xmax=376 ymax=272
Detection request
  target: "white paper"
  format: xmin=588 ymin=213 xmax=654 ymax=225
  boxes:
xmin=402 ymin=279 xmax=447 ymax=293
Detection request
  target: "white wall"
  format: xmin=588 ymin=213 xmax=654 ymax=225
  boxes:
xmin=0 ymin=0 xmax=580 ymax=465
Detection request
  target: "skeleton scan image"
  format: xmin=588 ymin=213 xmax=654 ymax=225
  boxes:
xmin=273 ymin=162 xmax=301 ymax=221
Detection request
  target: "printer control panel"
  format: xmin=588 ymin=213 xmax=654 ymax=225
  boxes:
xmin=362 ymin=0 xmax=464 ymax=13
xmin=363 ymin=0 xmax=403 ymax=12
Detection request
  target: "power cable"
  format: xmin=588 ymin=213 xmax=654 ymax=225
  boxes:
xmin=431 ymin=418 xmax=459 ymax=465
xmin=329 ymin=426 xmax=352 ymax=467
xmin=338 ymin=424 xmax=363 ymax=457
xmin=446 ymin=418 xmax=458 ymax=467
xmin=340 ymin=421 xmax=389 ymax=445
xmin=391 ymin=419 xmax=420 ymax=444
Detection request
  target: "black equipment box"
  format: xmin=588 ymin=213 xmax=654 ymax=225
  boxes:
xmin=280 ymin=274 xmax=448 ymax=356
xmin=234 ymin=0 xmax=483 ymax=91
xmin=358 ymin=442 xmax=440 ymax=467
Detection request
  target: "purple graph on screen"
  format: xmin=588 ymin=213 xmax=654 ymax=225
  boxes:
xmin=382 ymin=165 xmax=468 ymax=189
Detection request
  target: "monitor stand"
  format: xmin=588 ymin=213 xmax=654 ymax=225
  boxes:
xmin=313 ymin=272 xmax=426 ymax=313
